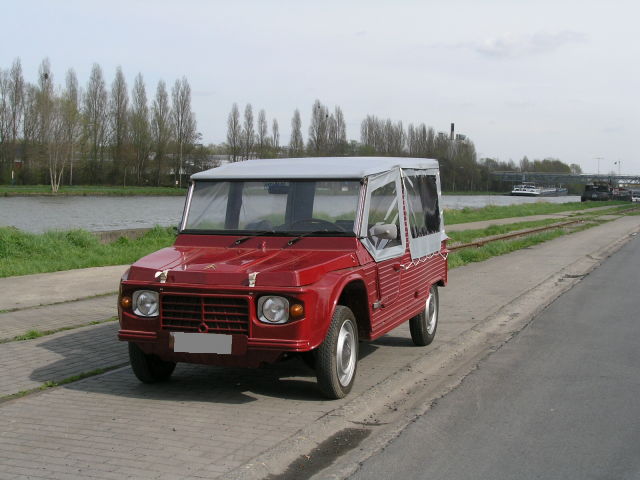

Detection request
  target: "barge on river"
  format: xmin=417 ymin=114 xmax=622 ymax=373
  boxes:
xmin=511 ymin=182 xmax=568 ymax=197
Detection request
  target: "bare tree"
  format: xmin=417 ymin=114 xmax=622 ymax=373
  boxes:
xmin=289 ymin=108 xmax=304 ymax=156
xmin=4 ymin=58 xmax=24 ymax=180
xmin=226 ymin=103 xmax=242 ymax=162
xmin=21 ymin=84 xmax=38 ymax=183
xmin=0 ymin=68 xmax=9 ymax=180
xmin=334 ymin=106 xmax=347 ymax=154
xmin=307 ymin=99 xmax=329 ymax=155
xmin=46 ymin=96 xmax=67 ymax=192
xmin=171 ymin=76 xmax=196 ymax=187
xmin=242 ymin=103 xmax=254 ymax=160
xmin=256 ymin=109 xmax=268 ymax=158
xmin=109 ymin=66 xmax=129 ymax=183
xmin=62 ymin=69 xmax=80 ymax=186
xmin=83 ymin=63 xmax=108 ymax=181
xmin=271 ymin=118 xmax=279 ymax=155
xmin=130 ymin=73 xmax=151 ymax=184
xmin=151 ymin=80 xmax=172 ymax=185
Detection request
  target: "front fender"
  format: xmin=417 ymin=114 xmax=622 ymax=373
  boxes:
xmin=307 ymin=269 xmax=369 ymax=350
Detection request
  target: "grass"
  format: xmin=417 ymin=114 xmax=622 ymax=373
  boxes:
xmin=0 ymin=225 xmax=177 ymax=277
xmin=448 ymin=229 xmax=569 ymax=269
xmin=444 ymin=201 xmax=629 ymax=225
xmin=447 ymin=218 xmax=563 ymax=244
xmin=0 ymin=185 xmax=187 ymax=196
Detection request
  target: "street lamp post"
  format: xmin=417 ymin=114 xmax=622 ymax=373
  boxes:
xmin=595 ymin=156 xmax=603 ymax=174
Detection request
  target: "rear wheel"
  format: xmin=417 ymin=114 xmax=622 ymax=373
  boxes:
xmin=128 ymin=342 xmax=176 ymax=383
xmin=315 ymin=306 xmax=358 ymax=399
xmin=409 ymin=285 xmax=439 ymax=346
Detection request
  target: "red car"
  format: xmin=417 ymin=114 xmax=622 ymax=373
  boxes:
xmin=118 ymin=157 xmax=448 ymax=398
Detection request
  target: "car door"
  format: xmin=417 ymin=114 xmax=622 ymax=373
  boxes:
xmin=360 ymin=169 xmax=407 ymax=310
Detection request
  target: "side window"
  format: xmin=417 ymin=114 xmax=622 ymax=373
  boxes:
xmin=367 ymin=180 xmax=402 ymax=251
xmin=405 ymin=174 xmax=440 ymax=238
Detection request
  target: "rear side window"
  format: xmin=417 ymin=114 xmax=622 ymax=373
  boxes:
xmin=404 ymin=174 xmax=440 ymax=238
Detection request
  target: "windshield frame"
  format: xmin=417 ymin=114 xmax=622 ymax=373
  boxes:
xmin=179 ymin=178 xmax=364 ymax=237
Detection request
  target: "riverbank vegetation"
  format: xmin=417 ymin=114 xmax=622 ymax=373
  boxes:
xmin=1 ymin=202 xmax=633 ymax=278
xmin=0 ymin=226 xmax=176 ymax=277
xmin=1 ymin=57 xmax=582 ymax=194
xmin=444 ymin=201 xmax=629 ymax=225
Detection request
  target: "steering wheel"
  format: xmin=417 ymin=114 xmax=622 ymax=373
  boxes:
xmin=289 ymin=218 xmax=345 ymax=231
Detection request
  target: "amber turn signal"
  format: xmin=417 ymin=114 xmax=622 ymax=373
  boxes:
xmin=290 ymin=303 xmax=304 ymax=318
xmin=120 ymin=296 xmax=132 ymax=309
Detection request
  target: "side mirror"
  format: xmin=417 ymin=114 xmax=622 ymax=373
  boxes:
xmin=369 ymin=223 xmax=398 ymax=240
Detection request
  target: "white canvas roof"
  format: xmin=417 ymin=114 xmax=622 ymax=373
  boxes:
xmin=190 ymin=157 xmax=439 ymax=180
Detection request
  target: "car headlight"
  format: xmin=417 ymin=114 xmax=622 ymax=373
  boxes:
xmin=258 ymin=296 xmax=289 ymax=324
xmin=132 ymin=290 xmax=159 ymax=317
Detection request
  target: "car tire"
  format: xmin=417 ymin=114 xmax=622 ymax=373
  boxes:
xmin=315 ymin=305 xmax=358 ymax=399
xmin=409 ymin=285 xmax=439 ymax=346
xmin=128 ymin=342 xmax=176 ymax=383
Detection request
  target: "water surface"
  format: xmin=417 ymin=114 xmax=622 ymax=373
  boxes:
xmin=0 ymin=194 xmax=581 ymax=233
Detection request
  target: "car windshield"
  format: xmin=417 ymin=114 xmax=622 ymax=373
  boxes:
xmin=182 ymin=180 xmax=361 ymax=235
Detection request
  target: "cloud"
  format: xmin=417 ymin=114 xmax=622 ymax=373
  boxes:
xmin=473 ymin=31 xmax=588 ymax=59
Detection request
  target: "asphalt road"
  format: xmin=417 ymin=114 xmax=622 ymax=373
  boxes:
xmin=350 ymin=235 xmax=640 ymax=480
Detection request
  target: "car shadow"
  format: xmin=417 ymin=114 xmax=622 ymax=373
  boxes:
xmin=29 ymin=324 xmax=383 ymax=404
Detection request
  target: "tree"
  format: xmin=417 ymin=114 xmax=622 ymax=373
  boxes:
xmin=130 ymin=73 xmax=151 ymax=184
xmin=171 ymin=77 xmax=196 ymax=187
xmin=242 ymin=103 xmax=255 ymax=160
xmin=62 ymin=69 xmax=80 ymax=186
xmin=307 ymin=99 xmax=329 ymax=155
xmin=256 ymin=109 xmax=268 ymax=158
xmin=21 ymin=84 xmax=39 ymax=183
xmin=109 ymin=66 xmax=129 ymax=184
xmin=289 ymin=109 xmax=304 ymax=156
xmin=271 ymin=118 xmax=279 ymax=155
xmin=334 ymin=106 xmax=347 ymax=154
xmin=83 ymin=63 xmax=108 ymax=182
xmin=3 ymin=58 xmax=24 ymax=181
xmin=151 ymin=80 xmax=172 ymax=185
xmin=226 ymin=103 xmax=242 ymax=162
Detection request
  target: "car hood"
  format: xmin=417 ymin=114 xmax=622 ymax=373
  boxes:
xmin=126 ymin=235 xmax=362 ymax=288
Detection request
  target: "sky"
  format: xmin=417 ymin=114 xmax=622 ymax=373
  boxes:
xmin=2 ymin=0 xmax=638 ymax=174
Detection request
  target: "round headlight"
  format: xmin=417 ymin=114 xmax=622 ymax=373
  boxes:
xmin=133 ymin=290 xmax=159 ymax=317
xmin=258 ymin=296 xmax=289 ymax=324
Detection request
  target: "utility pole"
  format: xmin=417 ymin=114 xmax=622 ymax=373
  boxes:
xmin=595 ymin=156 xmax=603 ymax=175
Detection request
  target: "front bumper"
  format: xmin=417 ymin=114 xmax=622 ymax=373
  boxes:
xmin=118 ymin=283 xmax=325 ymax=367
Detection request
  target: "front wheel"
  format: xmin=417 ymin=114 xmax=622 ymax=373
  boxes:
xmin=409 ymin=285 xmax=439 ymax=346
xmin=315 ymin=306 xmax=358 ymax=399
xmin=128 ymin=342 xmax=176 ymax=383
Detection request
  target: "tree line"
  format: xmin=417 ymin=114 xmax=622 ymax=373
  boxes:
xmin=224 ymin=99 xmax=580 ymax=192
xmin=0 ymin=57 xmax=580 ymax=193
xmin=0 ymin=58 xmax=198 ymax=191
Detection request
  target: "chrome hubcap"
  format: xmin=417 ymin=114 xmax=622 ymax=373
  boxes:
xmin=336 ymin=320 xmax=356 ymax=387
xmin=426 ymin=290 xmax=437 ymax=335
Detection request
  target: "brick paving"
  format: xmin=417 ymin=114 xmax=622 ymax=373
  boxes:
xmin=0 ymin=294 xmax=117 ymax=342
xmin=0 ymin=322 xmax=126 ymax=396
xmin=0 ymin=217 xmax=638 ymax=479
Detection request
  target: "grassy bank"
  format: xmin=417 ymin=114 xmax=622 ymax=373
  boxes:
xmin=444 ymin=201 xmax=629 ymax=225
xmin=0 ymin=226 xmax=177 ymax=277
xmin=0 ymin=185 xmax=187 ymax=196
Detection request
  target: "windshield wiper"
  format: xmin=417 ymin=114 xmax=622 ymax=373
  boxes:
xmin=285 ymin=230 xmax=344 ymax=247
xmin=232 ymin=230 xmax=276 ymax=246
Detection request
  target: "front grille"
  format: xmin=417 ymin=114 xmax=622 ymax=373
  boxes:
xmin=161 ymin=295 xmax=250 ymax=335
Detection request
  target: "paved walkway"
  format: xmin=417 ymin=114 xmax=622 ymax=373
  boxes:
xmin=0 ymin=216 xmax=638 ymax=479
xmin=0 ymin=295 xmax=117 ymax=342
xmin=0 ymin=265 xmax=126 ymax=311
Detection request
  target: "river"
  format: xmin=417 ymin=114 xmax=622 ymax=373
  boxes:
xmin=0 ymin=194 xmax=581 ymax=233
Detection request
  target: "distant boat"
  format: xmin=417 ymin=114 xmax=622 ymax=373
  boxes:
xmin=511 ymin=182 xmax=567 ymax=197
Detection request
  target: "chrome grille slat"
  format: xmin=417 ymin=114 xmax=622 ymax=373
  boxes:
xmin=161 ymin=294 xmax=249 ymax=335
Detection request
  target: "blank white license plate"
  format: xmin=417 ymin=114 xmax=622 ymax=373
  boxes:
xmin=172 ymin=332 xmax=232 ymax=354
